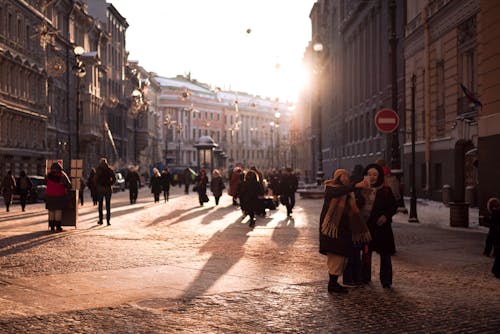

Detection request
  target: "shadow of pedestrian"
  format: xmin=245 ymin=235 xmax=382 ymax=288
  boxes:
xmin=200 ymin=205 xmax=236 ymax=225
xmin=145 ymin=207 xmax=199 ymax=227
xmin=0 ymin=230 xmax=71 ymax=257
xmin=180 ymin=216 xmax=250 ymax=299
xmin=271 ymin=216 xmax=299 ymax=247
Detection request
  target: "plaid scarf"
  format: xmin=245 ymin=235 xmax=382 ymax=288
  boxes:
xmin=321 ymin=182 xmax=371 ymax=243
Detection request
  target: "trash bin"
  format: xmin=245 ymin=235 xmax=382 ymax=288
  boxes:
xmin=61 ymin=189 xmax=78 ymax=227
xmin=449 ymin=201 xmax=469 ymax=228
xmin=465 ymin=186 xmax=477 ymax=207
xmin=442 ymin=185 xmax=452 ymax=207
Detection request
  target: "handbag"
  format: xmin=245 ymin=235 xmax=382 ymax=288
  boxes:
xmin=203 ymin=193 xmax=209 ymax=202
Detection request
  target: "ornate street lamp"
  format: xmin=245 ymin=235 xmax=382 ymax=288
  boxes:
xmin=73 ymin=46 xmax=86 ymax=161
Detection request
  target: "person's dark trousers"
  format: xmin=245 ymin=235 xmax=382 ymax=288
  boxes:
xmin=154 ymin=193 xmax=160 ymax=203
xmin=163 ymin=190 xmax=169 ymax=202
xmin=361 ymin=245 xmax=372 ymax=283
xmin=343 ymin=245 xmax=363 ymax=284
xmin=283 ymin=193 xmax=295 ymax=215
xmin=184 ymin=184 xmax=189 ymax=194
xmin=379 ymin=252 xmax=393 ymax=286
xmin=20 ymin=191 xmax=28 ymax=211
xmin=215 ymin=195 xmax=220 ymax=205
xmin=78 ymin=190 xmax=84 ymax=206
xmin=97 ymin=191 xmax=112 ymax=225
xmin=129 ymin=188 xmax=138 ymax=204
xmin=493 ymin=248 xmax=500 ymax=278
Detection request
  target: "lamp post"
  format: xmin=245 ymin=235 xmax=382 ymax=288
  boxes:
xmin=313 ymin=42 xmax=324 ymax=185
xmin=409 ymin=74 xmax=419 ymax=223
xmin=270 ymin=121 xmax=275 ymax=167
xmin=274 ymin=110 xmax=281 ymax=168
xmin=389 ymin=0 xmax=401 ymax=170
xmin=73 ymin=46 xmax=86 ymax=161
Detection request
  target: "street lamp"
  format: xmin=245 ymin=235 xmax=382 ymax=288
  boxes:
xmin=274 ymin=110 xmax=281 ymax=168
xmin=73 ymin=46 xmax=86 ymax=161
xmin=313 ymin=42 xmax=324 ymax=185
xmin=269 ymin=121 xmax=275 ymax=167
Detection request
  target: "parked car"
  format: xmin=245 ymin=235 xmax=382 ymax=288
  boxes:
xmin=13 ymin=175 xmax=46 ymax=203
xmin=112 ymin=172 xmax=126 ymax=192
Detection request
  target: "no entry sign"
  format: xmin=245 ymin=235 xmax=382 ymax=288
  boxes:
xmin=375 ymin=108 xmax=399 ymax=133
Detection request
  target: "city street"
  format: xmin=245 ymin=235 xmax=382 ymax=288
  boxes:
xmin=0 ymin=187 xmax=499 ymax=333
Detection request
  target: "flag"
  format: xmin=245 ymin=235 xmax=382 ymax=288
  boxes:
xmin=460 ymin=84 xmax=482 ymax=107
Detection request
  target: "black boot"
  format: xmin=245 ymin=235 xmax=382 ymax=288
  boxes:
xmin=56 ymin=221 xmax=63 ymax=232
xmin=328 ymin=274 xmax=348 ymax=294
xmin=49 ymin=220 xmax=55 ymax=232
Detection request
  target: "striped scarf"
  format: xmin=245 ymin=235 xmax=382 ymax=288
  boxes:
xmin=321 ymin=183 xmax=371 ymax=243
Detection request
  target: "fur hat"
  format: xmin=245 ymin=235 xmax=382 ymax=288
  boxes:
xmin=332 ymin=169 xmax=349 ymax=183
xmin=487 ymin=197 xmax=500 ymax=213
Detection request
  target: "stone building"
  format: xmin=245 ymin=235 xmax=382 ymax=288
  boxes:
xmin=477 ymin=0 xmax=500 ymax=218
xmin=307 ymin=0 xmax=405 ymax=181
xmin=404 ymin=0 xmax=480 ymax=201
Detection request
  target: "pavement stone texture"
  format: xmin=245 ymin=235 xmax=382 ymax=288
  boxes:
xmin=0 ymin=187 xmax=499 ymax=333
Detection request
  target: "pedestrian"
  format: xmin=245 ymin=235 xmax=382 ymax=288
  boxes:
xmin=228 ymin=166 xmax=242 ymax=206
xmin=195 ymin=169 xmax=209 ymax=206
xmin=319 ymin=169 xmax=371 ymax=294
xmin=18 ymin=170 xmax=32 ymax=212
xmin=358 ymin=163 xmax=398 ymax=289
xmin=376 ymin=159 xmax=405 ymax=212
xmin=210 ymin=169 xmax=225 ymax=205
xmin=160 ymin=168 xmax=171 ymax=202
xmin=342 ymin=164 xmax=365 ymax=287
xmin=239 ymin=169 xmax=264 ymax=228
xmin=95 ymin=158 xmax=116 ymax=226
xmin=87 ymin=168 xmax=98 ymax=205
xmin=483 ymin=197 xmax=500 ymax=278
xmin=125 ymin=166 xmax=141 ymax=204
xmin=78 ymin=175 xmax=86 ymax=206
xmin=150 ymin=168 xmax=162 ymax=203
xmin=1 ymin=170 xmax=16 ymax=212
xmin=45 ymin=162 xmax=71 ymax=232
xmin=280 ymin=167 xmax=299 ymax=216
xmin=183 ymin=168 xmax=192 ymax=194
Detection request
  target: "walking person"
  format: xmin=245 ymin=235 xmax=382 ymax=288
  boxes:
xmin=484 ymin=197 xmax=500 ymax=278
xmin=195 ymin=169 xmax=209 ymax=206
xmin=87 ymin=168 xmax=98 ymax=206
xmin=280 ymin=167 xmax=299 ymax=216
xmin=18 ymin=170 xmax=32 ymax=212
xmin=228 ymin=166 xmax=242 ymax=206
xmin=239 ymin=169 xmax=264 ymax=228
xmin=210 ymin=169 xmax=225 ymax=205
xmin=95 ymin=158 xmax=116 ymax=226
xmin=183 ymin=168 xmax=192 ymax=194
xmin=358 ymin=163 xmax=398 ymax=288
xmin=125 ymin=166 xmax=141 ymax=204
xmin=78 ymin=175 xmax=86 ymax=206
xmin=319 ymin=169 xmax=371 ymax=294
xmin=1 ymin=170 xmax=16 ymax=212
xmin=160 ymin=168 xmax=171 ymax=202
xmin=150 ymin=168 xmax=162 ymax=203
xmin=45 ymin=162 xmax=71 ymax=232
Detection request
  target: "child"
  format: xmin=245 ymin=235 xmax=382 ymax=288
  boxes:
xmin=483 ymin=197 xmax=500 ymax=278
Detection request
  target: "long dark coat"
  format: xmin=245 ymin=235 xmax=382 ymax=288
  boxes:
xmin=364 ymin=186 xmax=397 ymax=255
xmin=150 ymin=175 xmax=162 ymax=195
xmin=239 ymin=171 xmax=263 ymax=214
xmin=126 ymin=170 xmax=141 ymax=190
xmin=319 ymin=184 xmax=355 ymax=257
xmin=160 ymin=171 xmax=171 ymax=191
xmin=210 ymin=175 xmax=225 ymax=198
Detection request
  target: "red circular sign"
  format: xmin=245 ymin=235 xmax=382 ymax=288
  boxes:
xmin=375 ymin=108 xmax=400 ymax=133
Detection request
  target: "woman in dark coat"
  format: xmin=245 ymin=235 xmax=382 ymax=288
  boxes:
xmin=239 ymin=170 xmax=264 ymax=228
xmin=1 ymin=170 xmax=16 ymax=212
xmin=319 ymin=169 xmax=370 ymax=294
xmin=210 ymin=169 xmax=225 ymax=205
xmin=196 ymin=169 xmax=209 ymax=206
xmin=150 ymin=168 xmax=162 ymax=203
xmin=87 ymin=168 xmax=98 ymax=205
xmin=160 ymin=168 xmax=171 ymax=202
xmin=45 ymin=162 xmax=71 ymax=232
xmin=484 ymin=197 xmax=500 ymax=278
xmin=358 ymin=163 xmax=397 ymax=288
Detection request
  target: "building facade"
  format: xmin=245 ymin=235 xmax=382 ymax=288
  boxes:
xmin=404 ymin=0 xmax=480 ymax=201
xmin=307 ymin=0 xmax=405 ymax=181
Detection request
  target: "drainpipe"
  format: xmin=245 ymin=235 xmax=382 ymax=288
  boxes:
xmin=422 ymin=1 xmax=431 ymax=194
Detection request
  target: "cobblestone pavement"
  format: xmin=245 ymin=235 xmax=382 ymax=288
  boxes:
xmin=0 ymin=187 xmax=499 ymax=333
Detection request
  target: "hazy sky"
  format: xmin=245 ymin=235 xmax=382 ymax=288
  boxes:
xmin=109 ymin=0 xmax=316 ymax=102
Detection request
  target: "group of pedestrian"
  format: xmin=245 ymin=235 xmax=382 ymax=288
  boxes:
xmin=1 ymin=170 xmax=33 ymax=212
xmin=319 ymin=162 xmax=398 ymax=293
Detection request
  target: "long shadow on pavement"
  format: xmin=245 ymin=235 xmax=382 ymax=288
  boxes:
xmin=180 ymin=216 xmax=250 ymax=299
